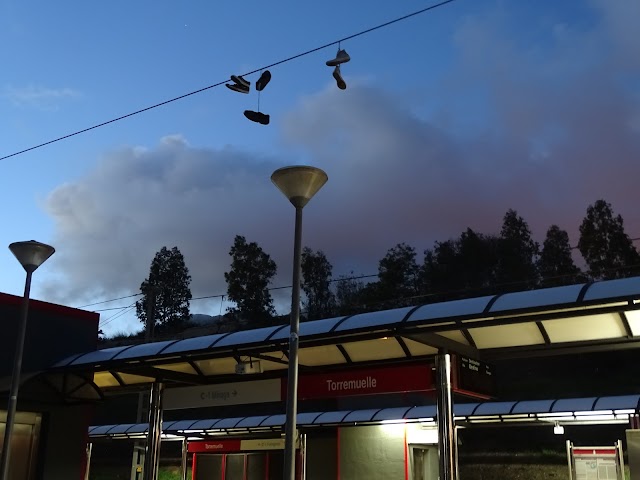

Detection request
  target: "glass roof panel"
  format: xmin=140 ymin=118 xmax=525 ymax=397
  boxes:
xmin=472 ymin=401 xmax=517 ymax=416
xmin=298 ymin=345 xmax=346 ymax=366
xmin=405 ymin=405 xmax=437 ymax=419
xmin=270 ymin=317 xmax=346 ymax=341
xmin=70 ymin=346 xmax=135 ymax=366
xmin=93 ymin=372 xmax=120 ymax=388
xmin=170 ymin=420 xmax=198 ymax=431
xmin=91 ymin=425 xmax=116 ymax=435
xmin=438 ymin=330 xmax=471 ymax=345
xmin=195 ymin=357 xmax=237 ymax=376
xmin=214 ymin=326 xmax=286 ymax=348
xmin=190 ymin=419 xmax=221 ymax=430
xmin=511 ymin=400 xmax=554 ymax=414
xmin=624 ymin=310 xmax=640 ymax=336
xmin=469 ymin=323 xmax=544 ymax=349
xmin=117 ymin=373 xmax=155 ymax=385
xmin=342 ymin=409 xmax=381 ymax=423
xmin=313 ymin=411 xmax=351 ymax=424
xmin=236 ymin=416 xmax=270 ymax=428
xmin=112 ymin=340 xmax=178 ymax=361
xmin=108 ymin=424 xmax=138 ymax=434
xmin=154 ymin=363 xmax=197 ymax=375
xmin=341 ymin=338 xmax=406 ymax=362
xmin=215 ymin=417 xmax=245 ymax=429
xmin=161 ymin=334 xmax=227 ymax=355
xmin=261 ymin=414 xmax=286 ymax=427
xmin=52 ymin=353 xmax=86 ymax=368
xmin=402 ymin=338 xmax=439 ymax=357
xmin=542 ymin=313 xmax=626 ymax=343
xmin=126 ymin=424 xmax=150 ymax=434
xmin=583 ymin=277 xmax=640 ymax=302
xmin=595 ymin=395 xmax=640 ymax=411
xmin=552 ymin=397 xmax=598 ymax=412
xmin=298 ymin=413 xmax=322 ymax=425
xmin=336 ymin=307 xmax=415 ymax=332
xmin=453 ymin=403 xmax=480 ymax=416
xmin=490 ymin=284 xmax=584 ymax=313
xmin=406 ymin=296 xmax=494 ymax=324
xmin=372 ymin=407 xmax=412 ymax=421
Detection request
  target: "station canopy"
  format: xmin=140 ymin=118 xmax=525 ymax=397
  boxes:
xmin=41 ymin=276 xmax=640 ymax=394
xmin=89 ymin=394 xmax=640 ymax=440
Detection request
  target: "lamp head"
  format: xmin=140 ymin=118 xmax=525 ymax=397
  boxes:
xmin=9 ymin=240 xmax=55 ymax=273
xmin=271 ymin=165 xmax=328 ymax=208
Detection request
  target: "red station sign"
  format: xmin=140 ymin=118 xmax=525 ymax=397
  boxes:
xmin=292 ymin=363 xmax=434 ymax=400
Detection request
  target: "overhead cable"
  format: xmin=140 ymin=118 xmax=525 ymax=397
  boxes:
xmin=0 ymin=0 xmax=456 ymax=162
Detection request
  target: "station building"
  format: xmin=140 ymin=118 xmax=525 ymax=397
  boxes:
xmin=5 ymin=276 xmax=640 ymax=479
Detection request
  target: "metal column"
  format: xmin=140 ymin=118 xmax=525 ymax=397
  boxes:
xmin=181 ymin=438 xmax=188 ymax=480
xmin=143 ymin=382 xmax=164 ymax=480
xmin=283 ymin=206 xmax=303 ymax=480
xmin=84 ymin=443 xmax=93 ymax=480
xmin=436 ymin=353 xmax=457 ymax=480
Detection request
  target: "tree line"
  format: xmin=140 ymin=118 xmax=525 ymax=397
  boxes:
xmin=133 ymin=199 xmax=640 ymax=334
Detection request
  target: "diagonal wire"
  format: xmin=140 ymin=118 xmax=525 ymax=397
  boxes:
xmin=0 ymin=0 xmax=456 ymax=162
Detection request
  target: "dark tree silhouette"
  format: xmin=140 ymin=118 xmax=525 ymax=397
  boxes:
xmin=136 ymin=246 xmax=192 ymax=333
xmin=224 ymin=235 xmax=277 ymax=324
xmin=578 ymin=199 xmax=640 ymax=280
xmin=539 ymin=225 xmax=582 ymax=287
xmin=301 ymin=247 xmax=335 ymax=321
xmin=377 ymin=243 xmax=420 ymax=307
xmin=496 ymin=209 xmax=540 ymax=290
xmin=334 ymin=272 xmax=366 ymax=315
xmin=423 ymin=229 xmax=499 ymax=301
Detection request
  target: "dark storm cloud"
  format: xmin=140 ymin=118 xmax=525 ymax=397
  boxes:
xmin=42 ymin=1 xmax=640 ymax=332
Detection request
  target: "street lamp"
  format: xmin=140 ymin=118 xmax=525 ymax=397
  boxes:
xmin=271 ymin=166 xmax=328 ymax=480
xmin=1 ymin=240 xmax=55 ymax=480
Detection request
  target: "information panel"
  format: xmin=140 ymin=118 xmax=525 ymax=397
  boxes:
xmin=567 ymin=441 xmax=624 ymax=480
xmin=454 ymin=355 xmax=495 ymax=399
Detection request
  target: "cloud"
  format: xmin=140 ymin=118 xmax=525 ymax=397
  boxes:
xmin=41 ymin=1 xmax=640 ymax=333
xmin=2 ymin=84 xmax=81 ymax=109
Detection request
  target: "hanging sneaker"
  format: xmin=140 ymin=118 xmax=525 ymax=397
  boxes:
xmin=226 ymin=83 xmax=249 ymax=94
xmin=256 ymin=70 xmax=272 ymax=91
xmin=244 ymin=110 xmax=270 ymax=125
xmin=326 ymin=49 xmax=350 ymax=67
xmin=231 ymin=75 xmax=250 ymax=88
xmin=333 ymin=66 xmax=346 ymax=90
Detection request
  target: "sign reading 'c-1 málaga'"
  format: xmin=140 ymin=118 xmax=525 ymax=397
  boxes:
xmin=292 ymin=364 xmax=433 ymax=400
xmin=163 ymin=378 xmax=281 ymax=410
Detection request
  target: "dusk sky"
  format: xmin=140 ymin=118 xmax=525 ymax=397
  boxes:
xmin=1 ymin=0 xmax=639 ymax=335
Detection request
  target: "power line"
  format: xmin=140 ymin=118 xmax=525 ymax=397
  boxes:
xmin=76 ymin=293 xmax=142 ymax=308
xmin=0 ymin=0 xmax=457 ymax=163
xmin=77 ymin=236 xmax=640 ymax=314
xmin=99 ymin=300 xmax=138 ymax=328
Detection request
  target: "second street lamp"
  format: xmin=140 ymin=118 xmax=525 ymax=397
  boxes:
xmin=1 ymin=240 xmax=55 ymax=480
xmin=271 ymin=165 xmax=328 ymax=480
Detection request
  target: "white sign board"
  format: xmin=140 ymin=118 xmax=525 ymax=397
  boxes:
xmin=569 ymin=443 xmax=623 ymax=480
xmin=163 ymin=378 xmax=281 ymax=410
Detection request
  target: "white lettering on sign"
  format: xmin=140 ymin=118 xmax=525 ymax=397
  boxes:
xmin=164 ymin=378 xmax=281 ymax=410
xmin=205 ymin=444 xmax=225 ymax=450
xmin=325 ymin=376 xmax=377 ymax=392
xmin=240 ymin=438 xmax=286 ymax=451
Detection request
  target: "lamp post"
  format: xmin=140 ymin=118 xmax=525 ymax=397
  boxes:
xmin=271 ymin=166 xmax=328 ymax=480
xmin=1 ymin=240 xmax=55 ymax=480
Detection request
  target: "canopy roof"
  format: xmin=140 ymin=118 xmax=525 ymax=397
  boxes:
xmin=49 ymin=276 xmax=640 ymax=392
xmin=88 ymin=394 xmax=640 ymax=439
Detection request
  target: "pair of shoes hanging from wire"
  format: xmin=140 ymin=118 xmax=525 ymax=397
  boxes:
xmin=326 ymin=47 xmax=350 ymax=90
xmin=226 ymin=70 xmax=272 ymax=125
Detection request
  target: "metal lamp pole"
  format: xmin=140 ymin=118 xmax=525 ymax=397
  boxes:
xmin=1 ymin=240 xmax=55 ymax=480
xmin=271 ymin=166 xmax=328 ymax=480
